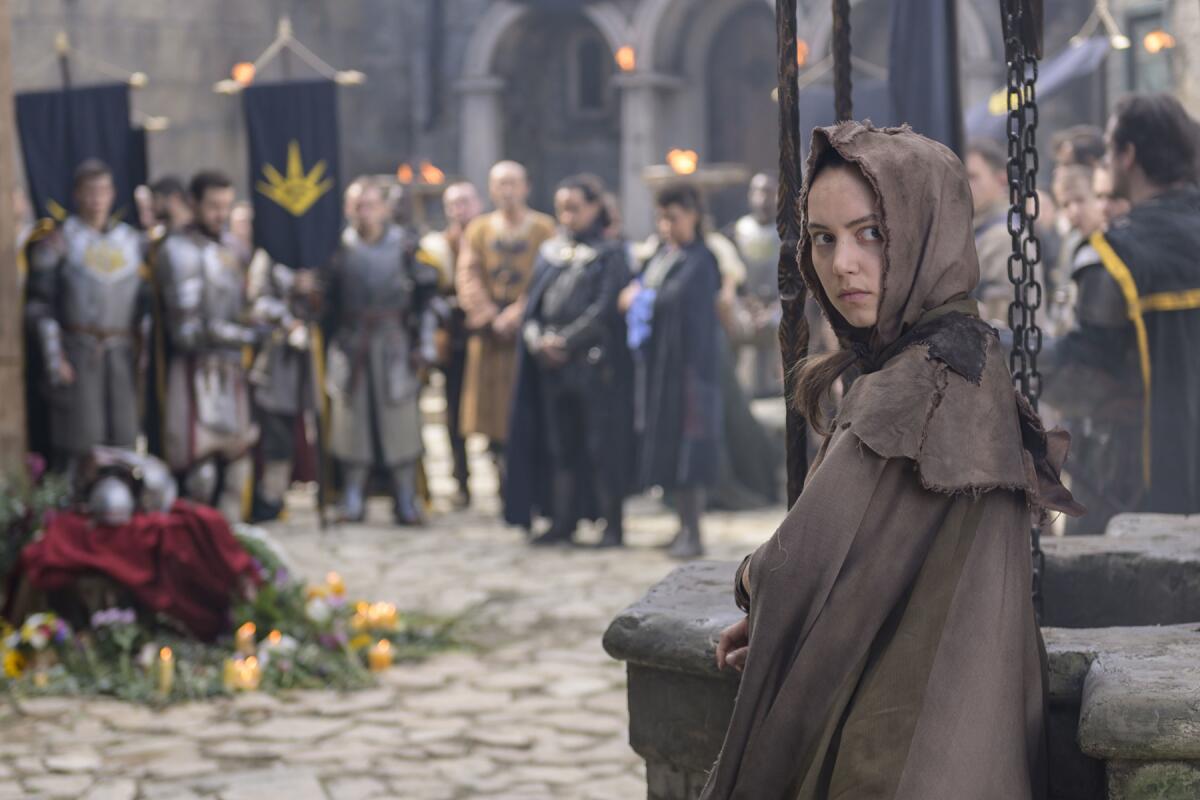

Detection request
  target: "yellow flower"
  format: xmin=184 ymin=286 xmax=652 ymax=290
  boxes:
xmin=4 ymin=649 xmax=26 ymax=679
xmin=348 ymin=634 xmax=372 ymax=652
xmin=305 ymin=585 xmax=329 ymax=601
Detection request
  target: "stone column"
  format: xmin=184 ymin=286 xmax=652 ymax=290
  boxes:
xmin=615 ymin=71 xmax=684 ymax=241
xmin=456 ymin=76 xmax=506 ymax=196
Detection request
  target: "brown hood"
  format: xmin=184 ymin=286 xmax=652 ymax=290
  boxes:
xmin=799 ymin=121 xmax=981 ymax=351
xmin=795 ymin=122 xmax=1081 ymax=515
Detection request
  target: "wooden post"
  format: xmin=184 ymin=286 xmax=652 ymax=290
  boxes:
xmin=776 ymin=0 xmax=809 ymax=506
xmin=0 ymin=0 xmax=28 ymax=475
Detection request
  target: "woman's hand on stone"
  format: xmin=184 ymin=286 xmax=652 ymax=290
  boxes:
xmin=716 ymin=616 xmax=749 ymax=673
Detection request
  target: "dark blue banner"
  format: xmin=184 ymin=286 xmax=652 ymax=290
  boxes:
xmin=243 ymin=79 xmax=342 ymax=269
xmin=15 ymin=83 xmax=143 ymax=224
xmin=888 ymin=0 xmax=964 ymax=155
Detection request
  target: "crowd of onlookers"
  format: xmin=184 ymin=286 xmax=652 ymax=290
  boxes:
xmin=16 ymin=90 xmax=1200 ymax=550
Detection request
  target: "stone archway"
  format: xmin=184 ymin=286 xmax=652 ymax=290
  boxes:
xmin=457 ymin=1 xmax=629 ymax=210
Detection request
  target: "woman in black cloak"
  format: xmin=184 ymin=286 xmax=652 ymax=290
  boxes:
xmin=620 ymin=184 xmax=723 ymax=558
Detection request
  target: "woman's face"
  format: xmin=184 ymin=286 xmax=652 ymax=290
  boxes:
xmin=806 ymin=165 xmax=884 ymax=329
xmin=555 ymin=187 xmax=600 ymax=235
xmin=656 ymin=204 xmax=699 ymax=247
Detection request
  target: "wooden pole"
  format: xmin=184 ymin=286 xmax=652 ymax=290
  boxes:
xmin=776 ymin=0 xmax=809 ymax=506
xmin=0 ymin=0 xmax=28 ymax=475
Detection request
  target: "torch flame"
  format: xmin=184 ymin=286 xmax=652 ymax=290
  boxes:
xmin=1143 ymin=30 xmax=1176 ymax=54
xmin=667 ymin=149 xmax=699 ymax=176
xmin=232 ymin=62 xmax=256 ymax=86
xmin=420 ymin=162 xmax=446 ymax=185
xmin=616 ymin=45 xmax=637 ymax=72
xmin=397 ymin=164 xmax=415 ymax=184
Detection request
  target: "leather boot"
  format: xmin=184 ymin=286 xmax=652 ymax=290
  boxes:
xmin=532 ymin=470 xmax=577 ymax=547
xmin=668 ymin=488 xmax=705 ymax=559
xmin=595 ymin=488 xmax=625 ymax=549
xmin=392 ymin=464 xmax=424 ymax=526
xmin=340 ymin=465 xmax=368 ymax=523
xmin=251 ymin=460 xmax=291 ymax=522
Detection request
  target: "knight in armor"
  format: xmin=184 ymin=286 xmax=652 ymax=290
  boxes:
xmin=25 ymin=160 xmax=148 ymax=475
xmin=727 ymin=173 xmax=784 ymax=398
xmin=323 ymin=178 xmax=438 ymax=525
xmin=156 ymin=171 xmax=261 ymax=521
xmin=1042 ymin=94 xmax=1200 ymax=525
xmin=246 ymin=237 xmax=322 ymax=522
xmin=456 ymin=162 xmax=557 ymax=491
xmin=505 ymin=174 xmax=634 ymax=548
xmin=420 ymin=181 xmax=484 ymax=509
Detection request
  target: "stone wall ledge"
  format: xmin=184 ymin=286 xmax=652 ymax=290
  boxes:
xmin=603 ymin=560 xmax=1200 ymax=704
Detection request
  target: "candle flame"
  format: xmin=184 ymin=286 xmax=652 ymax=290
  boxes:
xmin=396 ymin=164 xmax=415 ymax=184
xmin=667 ymin=149 xmax=699 ymax=176
xmin=237 ymin=622 xmax=256 ymax=638
xmin=268 ymin=630 xmax=282 ymax=645
xmin=376 ymin=639 xmax=392 ymax=653
xmin=160 ymin=647 xmax=173 ymax=660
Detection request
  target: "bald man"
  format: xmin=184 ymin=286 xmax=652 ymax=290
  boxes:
xmin=456 ymin=162 xmax=556 ymax=492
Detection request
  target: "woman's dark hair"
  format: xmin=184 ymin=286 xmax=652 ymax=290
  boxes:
xmin=655 ymin=182 xmax=705 ymax=238
xmin=558 ymin=173 xmax=612 ymax=229
xmin=791 ymin=145 xmax=868 ymax=434
xmin=189 ymin=170 xmax=234 ymax=203
xmin=1111 ymin=93 xmax=1200 ymax=188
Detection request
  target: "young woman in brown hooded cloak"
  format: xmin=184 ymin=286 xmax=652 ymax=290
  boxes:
xmin=699 ymin=122 xmax=1082 ymax=799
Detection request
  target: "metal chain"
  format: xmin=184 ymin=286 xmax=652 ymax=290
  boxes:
xmin=1002 ymin=0 xmax=1046 ymax=623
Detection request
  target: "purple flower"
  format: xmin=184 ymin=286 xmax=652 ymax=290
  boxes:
xmin=273 ymin=567 xmax=290 ymax=589
xmin=25 ymin=453 xmax=46 ymax=484
xmin=53 ymin=620 xmax=70 ymax=643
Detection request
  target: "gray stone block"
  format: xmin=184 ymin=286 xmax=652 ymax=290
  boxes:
xmin=1106 ymin=760 xmax=1200 ymax=800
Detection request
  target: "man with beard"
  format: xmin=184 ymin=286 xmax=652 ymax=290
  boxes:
xmin=505 ymin=174 xmax=633 ymax=548
xmin=456 ymin=162 xmax=556 ymax=493
xmin=1042 ymin=93 xmax=1200 ymax=527
xmin=157 ymin=171 xmax=261 ymax=521
xmin=26 ymin=159 xmax=148 ymax=475
xmin=323 ymin=178 xmax=438 ymax=525
xmin=421 ymin=181 xmax=483 ymax=508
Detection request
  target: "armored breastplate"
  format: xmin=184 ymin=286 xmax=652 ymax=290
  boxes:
xmin=197 ymin=234 xmax=248 ymax=323
xmin=734 ymin=216 xmax=781 ymax=302
xmin=339 ymin=226 xmax=412 ymax=320
xmin=58 ymin=216 xmax=143 ymax=332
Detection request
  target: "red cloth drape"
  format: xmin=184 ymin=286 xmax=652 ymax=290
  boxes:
xmin=18 ymin=501 xmax=256 ymax=641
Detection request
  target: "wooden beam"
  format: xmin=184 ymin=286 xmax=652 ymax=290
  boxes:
xmin=0 ymin=0 xmax=29 ymax=475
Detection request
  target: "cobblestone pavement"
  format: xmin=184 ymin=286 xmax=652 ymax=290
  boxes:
xmin=0 ymin=399 xmax=785 ymax=800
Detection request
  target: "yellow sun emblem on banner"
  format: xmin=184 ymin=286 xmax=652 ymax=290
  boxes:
xmin=257 ymin=140 xmax=334 ymax=217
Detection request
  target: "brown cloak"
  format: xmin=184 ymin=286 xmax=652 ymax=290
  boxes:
xmin=699 ymin=122 xmax=1081 ymax=800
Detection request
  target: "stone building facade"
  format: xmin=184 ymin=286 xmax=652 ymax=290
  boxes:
xmin=10 ymin=0 xmax=1189 ymax=238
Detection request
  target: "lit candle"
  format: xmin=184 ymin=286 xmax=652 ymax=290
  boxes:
xmin=325 ymin=572 xmax=346 ymax=596
xmin=236 ymin=656 xmax=262 ymax=690
xmin=267 ymin=630 xmax=282 ymax=646
xmin=367 ymin=640 xmax=393 ymax=672
xmin=235 ymin=622 xmax=257 ymax=657
xmin=158 ymin=647 xmax=175 ymax=696
xmin=222 ymin=658 xmax=238 ymax=691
